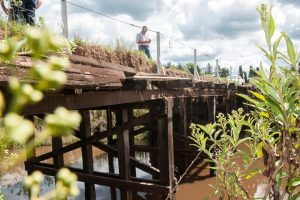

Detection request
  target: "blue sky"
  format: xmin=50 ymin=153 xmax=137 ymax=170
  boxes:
xmin=1 ymin=0 xmax=300 ymax=73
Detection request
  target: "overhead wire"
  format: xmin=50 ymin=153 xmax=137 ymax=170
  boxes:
xmin=66 ymin=0 xmax=201 ymax=52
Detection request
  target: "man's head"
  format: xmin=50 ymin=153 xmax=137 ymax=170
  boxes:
xmin=141 ymin=26 xmax=148 ymax=34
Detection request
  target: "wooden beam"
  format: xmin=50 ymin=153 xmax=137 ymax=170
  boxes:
xmin=22 ymin=89 xmax=235 ymax=115
xmin=79 ymin=110 xmax=96 ymax=200
xmin=68 ymin=54 xmax=136 ymax=76
xmin=29 ymin=164 xmax=170 ymax=194
xmin=117 ymin=108 xmax=132 ymax=200
xmin=24 ymin=115 xmax=36 ymax=175
xmin=207 ymin=96 xmax=216 ymax=175
xmin=106 ymin=108 xmax=117 ymax=200
xmin=32 ymin=113 xmax=151 ymax=163
xmin=207 ymin=96 xmax=216 ymax=123
xmin=158 ymin=98 xmax=175 ymax=192
xmin=52 ymin=137 xmax=64 ymax=169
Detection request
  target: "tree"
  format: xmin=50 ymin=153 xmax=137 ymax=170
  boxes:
xmin=165 ymin=62 xmax=172 ymax=68
xmin=206 ymin=63 xmax=213 ymax=74
xmin=177 ymin=63 xmax=184 ymax=71
xmin=248 ymin=65 xmax=256 ymax=78
xmin=185 ymin=63 xmax=195 ymax=74
xmin=238 ymin=65 xmax=244 ymax=79
xmin=219 ymin=67 xmax=229 ymax=78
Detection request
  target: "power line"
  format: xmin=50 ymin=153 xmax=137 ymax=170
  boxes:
xmin=66 ymin=0 xmax=144 ymax=30
xmin=66 ymin=1 xmax=201 ymax=52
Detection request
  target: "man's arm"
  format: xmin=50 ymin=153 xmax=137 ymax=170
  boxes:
xmin=36 ymin=0 xmax=42 ymax=9
xmin=136 ymin=34 xmax=151 ymax=45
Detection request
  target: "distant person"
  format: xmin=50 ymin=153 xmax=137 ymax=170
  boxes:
xmin=136 ymin=26 xmax=152 ymax=59
xmin=1 ymin=0 xmax=42 ymax=25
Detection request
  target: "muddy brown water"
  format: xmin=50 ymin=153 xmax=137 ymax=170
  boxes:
xmin=1 ymin=145 xmax=267 ymax=200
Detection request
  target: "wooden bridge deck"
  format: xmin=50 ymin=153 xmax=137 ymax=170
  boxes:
xmin=0 ymin=54 xmax=251 ymax=200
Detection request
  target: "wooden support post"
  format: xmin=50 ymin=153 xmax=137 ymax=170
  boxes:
xmin=117 ymin=108 xmax=132 ymax=200
xmin=107 ymin=108 xmax=117 ymax=200
xmin=207 ymin=96 xmax=216 ymax=175
xmin=61 ymin=0 xmax=68 ymax=39
xmin=79 ymin=110 xmax=96 ymax=200
xmin=24 ymin=115 xmax=36 ymax=175
xmin=149 ymin=102 xmax=160 ymax=179
xmin=128 ymin=107 xmax=136 ymax=177
xmin=225 ymin=93 xmax=231 ymax=114
xmin=207 ymin=96 xmax=216 ymax=123
xmin=52 ymin=137 xmax=64 ymax=169
xmin=176 ymin=97 xmax=189 ymax=173
xmin=158 ymin=98 xmax=175 ymax=195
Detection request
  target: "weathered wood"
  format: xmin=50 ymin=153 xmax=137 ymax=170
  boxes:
xmin=128 ymin=108 xmax=137 ymax=178
xmin=22 ymin=89 xmax=234 ymax=115
xmin=207 ymin=96 xmax=216 ymax=175
xmin=79 ymin=110 xmax=96 ymax=200
xmin=117 ymin=108 xmax=132 ymax=200
xmin=158 ymin=98 xmax=175 ymax=192
xmin=152 ymin=79 xmax=193 ymax=89
xmin=24 ymin=115 xmax=36 ymax=175
xmin=52 ymin=137 xmax=64 ymax=169
xmin=69 ymin=54 xmax=136 ymax=76
xmin=31 ymin=112 xmax=152 ymax=163
xmin=207 ymin=96 xmax=216 ymax=123
xmin=106 ymin=108 xmax=117 ymax=200
xmin=29 ymin=164 xmax=170 ymax=194
xmin=175 ymin=97 xmax=190 ymax=173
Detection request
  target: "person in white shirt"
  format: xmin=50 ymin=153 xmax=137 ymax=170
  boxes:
xmin=136 ymin=26 xmax=152 ymax=59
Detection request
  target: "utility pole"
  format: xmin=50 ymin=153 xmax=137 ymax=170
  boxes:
xmin=156 ymin=32 xmax=165 ymax=74
xmin=61 ymin=0 xmax=69 ymax=39
xmin=216 ymin=59 xmax=219 ymax=77
xmin=194 ymin=49 xmax=199 ymax=80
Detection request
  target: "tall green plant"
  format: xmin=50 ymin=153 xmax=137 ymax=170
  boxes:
xmin=239 ymin=4 xmax=300 ymax=199
xmin=191 ymin=3 xmax=300 ymax=200
xmin=190 ymin=109 xmax=259 ymax=199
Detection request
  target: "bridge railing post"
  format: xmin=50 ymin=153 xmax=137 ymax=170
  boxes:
xmin=61 ymin=0 xmax=69 ymax=39
xmin=194 ymin=49 xmax=200 ymax=81
xmin=156 ymin=32 xmax=165 ymax=75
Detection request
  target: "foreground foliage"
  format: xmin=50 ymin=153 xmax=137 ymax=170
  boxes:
xmin=0 ymin=27 xmax=81 ymax=199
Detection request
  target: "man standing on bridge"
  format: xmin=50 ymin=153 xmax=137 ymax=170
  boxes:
xmin=136 ymin=26 xmax=152 ymax=59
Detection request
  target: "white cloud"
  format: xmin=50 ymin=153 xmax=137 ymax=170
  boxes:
xmin=1 ymin=0 xmax=299 ymax=74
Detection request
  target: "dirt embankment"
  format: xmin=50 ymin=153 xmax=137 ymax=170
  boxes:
xmin=74 ymin=43 xmax=157 ymax=73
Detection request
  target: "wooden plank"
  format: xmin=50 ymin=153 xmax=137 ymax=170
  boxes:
xmin=68 ymin=54 xmax=136 ymax=76
xmin=117 ymin=108 xmax=132 ymax=200
xmin=29 ymin=164 xmax=170 ymax=194
xmin=152 ymin=79 xmax=193 ymax=89
xmin=79 ymin=110 xmax=96 ymax=200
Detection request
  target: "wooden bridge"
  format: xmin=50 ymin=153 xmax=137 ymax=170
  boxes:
xmin=1 ymin=55 xmax=250 ymax=200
